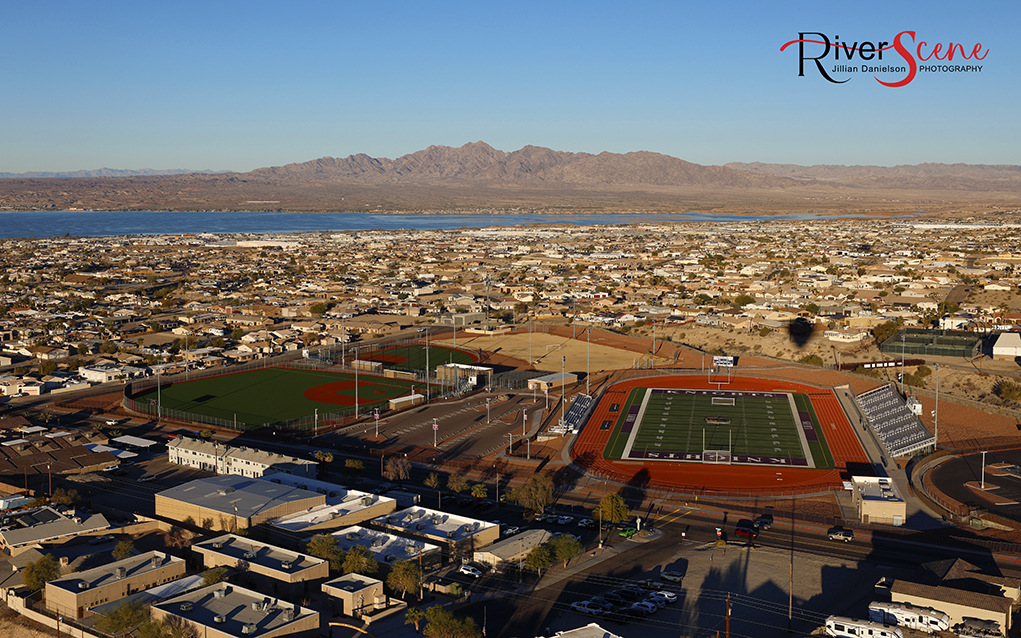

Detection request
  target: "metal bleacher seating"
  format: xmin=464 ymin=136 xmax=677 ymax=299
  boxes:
xmin=855 ymin=384 xmax=935 ymax=458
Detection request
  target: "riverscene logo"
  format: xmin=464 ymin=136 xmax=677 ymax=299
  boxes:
xmin=781 ymin=31 xmax=988 ymax=87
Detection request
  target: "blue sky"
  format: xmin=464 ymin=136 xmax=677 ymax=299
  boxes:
xmin=3 ymin=0 xmax=1017 ymax=172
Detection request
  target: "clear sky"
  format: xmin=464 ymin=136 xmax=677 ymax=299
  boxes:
xmin=3 ymin=0 xmax=1017 ymax=172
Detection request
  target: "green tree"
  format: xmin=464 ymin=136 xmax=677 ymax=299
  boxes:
xmin=593 ymin=493 xmax=629 ymax=526
xmin=512 ymin=473 xmax=554 ymax=515
xmin=112 ymin=539 xmax=134 ymax=560
xmin=77 ymin=343 xmax=90 ymax=356
xmin=424 ymin=472 xmax=441 ymax=491
xmin=447 ymin=473 xmax=469 ymax=494
xmin=38 ymin=359 xmax=58 ymax=376
xmin=996 ymin=380 xmax=1021 ymax=403
xmin=343 ymin=458 xmax=364 ymax=478
xmin=405 ymin=607 xmax=425 ymax=634
xmin=470 ymin=483 xmax=487 ymax=500
xmin=95 ymin=600 xmax=146 ymax=637
xmin=305 ymin=534 xmax=345 ymax=572
xmin=201 ymin=567 xmax=228 ymax=586
xmin=549 ymin=535 xmax=583 ymax=567
xmin=343 ymin=544 xmax=378 ymax=577
xmin=387 ymin=559 xmax=422 ymax=599
xmin=50 ymin=487 xmax=80 ymax=506
xmin=758 ymin=326 xmax=771 ymax=337
xmin=99 ymin=340 xmax=119 ymax=354
xmin=310 ymin=302 xmax=327 ymax=316
xmin=524 ymin=544 xmax=554 ymax=576
xmin=423 ymin=605 xmax=481 ymax=638
xmin=732 ymin=294 xmax=755 ymax=308
xmin=22 ymin=553 xmax=60 ymax=591
xmin=231 ymin=328 xmax=245 ymax=340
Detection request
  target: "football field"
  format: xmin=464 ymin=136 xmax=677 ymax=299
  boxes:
xmin=602 ymin=388 xmax=834 ymax=469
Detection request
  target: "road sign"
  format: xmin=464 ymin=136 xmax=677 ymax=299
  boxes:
xmin=715 ymin=527 xmax=722 ymax=538
xmin=432 ymin=423 xmax=439 ymax=431
xmin=713 ymin=356 xmax=735 ymax=368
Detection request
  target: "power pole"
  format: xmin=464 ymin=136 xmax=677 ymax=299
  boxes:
xmin=726 ymin=593 xmax=731 ymax=638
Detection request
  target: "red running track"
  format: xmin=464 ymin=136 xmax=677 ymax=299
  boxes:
xmin=572 ymin=376 xmax=869 ymax=494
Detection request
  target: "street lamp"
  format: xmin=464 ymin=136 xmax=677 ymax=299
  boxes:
xmin=900 ymin=334 xmax=906 ymax=394
xmin=486 ymin=398 xmax=491 ymax=424
xmin=587 ymin=328 xmax=591 ymax=395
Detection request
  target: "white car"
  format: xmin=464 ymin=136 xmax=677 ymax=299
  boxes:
xmin=648 ymin=591 xmax=677 ymax=604
xmin=105 ymin=419 xmax=119 ymax=426
xmin=557 ymin=516 xmax=575 ymax=525
xmin=630 ymin=601 xmax=657 ymax=614
xmin=458 ymin=565 xmax=482 ymax=578
xmin=571 ymin=601 xmax=604 ymax=616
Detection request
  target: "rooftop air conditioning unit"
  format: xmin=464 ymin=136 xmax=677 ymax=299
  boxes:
xmin=179 ymin=602 xmax=193 ymax=612
xmin=346 ymin=532 xmax=359 ymax=540
xmin=116 ymin=566 xmax=127 ymax=579
xmin=213 ymin=589 xmax=226 ymax=598
xmin=214 ymin=615 xmax=226 ymax=624
xmin=415 ymin=523 xmax=426 ymax=530
xmin=244 ymin=551 xmax=257 ymax=560
xmin=241 ymin=623 xmax=257 ymax=634
xmin=283 ymin=609 xmax=294 ymax=622
xmin=431 ymin=517 xmax=441 ymax=525
xmin=212 ymin=541 xmax=224 ymax=549
xmin=281 ymin=560 xmax=292 ymax=569
xmin=447 ymin=531 xmax=455 ymax=538
xmin=78 ymin=582 xmax=90 ymax=590
xmin=361 ymin=496 xmax=372 ymax=506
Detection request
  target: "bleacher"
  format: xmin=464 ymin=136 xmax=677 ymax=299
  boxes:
xmin=855 ymin=384 xmax=935 ymax=458
xmin=548 ymin=394 xmax=595 ymax=435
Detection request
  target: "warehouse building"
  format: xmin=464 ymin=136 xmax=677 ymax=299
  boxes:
xmin=326 ymin=525 xmax=442 ymax=571
xmin=46 ymin=551 xmax=185 ymax=619
xmin=371 ymin=507 xmax=498 ymax=562
xmin=151 ymin=582 xmax=319 ymax=638
xmin=155 ymin=475 xmax=324 ymax=531
xmin=192 ymin=534 xmax=328 ymax=598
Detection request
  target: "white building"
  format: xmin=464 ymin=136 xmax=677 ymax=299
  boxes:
xmin=167 ymin=437 xmax=316 ymax=478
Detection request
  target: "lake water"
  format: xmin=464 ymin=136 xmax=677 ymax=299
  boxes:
xmin=0 ymin=210 xmax=887 ymax=239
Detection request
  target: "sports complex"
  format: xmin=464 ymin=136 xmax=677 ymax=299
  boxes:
xmin=125 ymin=344 xmax=476 ymax=429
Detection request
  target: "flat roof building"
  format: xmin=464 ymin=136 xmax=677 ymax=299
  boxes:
xmin=46 ymin=550 xmax=185 ymax=619
xmin=326 ymin=526 xmax=441 ymax=571
xmin=371 ymin=507 xmax=498 ymax=561
xmin=265 ymin=473 xmax=396 ymax=536
xmin=193 ymin=534 xmax=328 ymax=598
xmin=474 ymin=529 xmax=552 ymax=568
xmin=321 ymin=573 xmax=384 ymax=618
xmin=151 ymin=582 xmax=319 ymax=638
xmin=851 ymin=476 xmax=907 ymax=526
xmin=155 ymin=475 xmax=324 ymax=531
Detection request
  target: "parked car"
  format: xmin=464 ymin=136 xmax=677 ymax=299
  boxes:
xmin=642 ymin=596 xmax=668 ymax=608
xmin=623 ymin=606 xmax=649 ymax=619
xmin=648 ymin=591 xmax=677 ymax=604
xmin=105 ymin=419 xmax=119 ymax=426
xmin=101 ymin=464 xmax=120 ymax=473
xmin=616 ymin=587 xmax=642 ymax=601
xmin=137 ymin=473 xmax=157 ymax=482
xmin=660 ymin=571 xmax=683 ymax=583
xmin=828 ymin=528 xmax=854 ymax=542
xmin=635 ymin=579 xmax=659 ymax=591
xmin=571 ymin=601 xmax=605 ymax=616
xmin=601 ymin=591 xmax=626 ymax=604
xmin=619 ymin=527 xmax=638 ymax=538
xmin=753 ymin=514 xmax=774 ymax=530
xmin=88 ymin=535 xmax=114 ymax=546
xmin=458 ymin=564 xmax=482 ymax=578
xmin=557 ymin=516 xmax=574 ymax=525
xmin=577 ymin=519 xmax=597 ymax=528
xmin=629 ymin=601 xmax=657 ymax=614
xmin=588 ymin=597 xmax=614 ymax=612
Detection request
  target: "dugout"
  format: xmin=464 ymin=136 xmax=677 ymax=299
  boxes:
xmin=352 ymin=359 xmax=384 ymax=373
xmin=389 ymin=394 xmax=425 ymax=411
xmin=880 ymin=328 xmax=981 ymax=359
xmin=527 ymin=372 xmax=578 ymax=393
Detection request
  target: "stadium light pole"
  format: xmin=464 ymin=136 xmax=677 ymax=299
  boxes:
xmin=900 ymin=333 xmax=906 ymax=394
xmin=933 ymin=363 xmax=940 ymax=449
xmin=561 ymin=356 xmax=566 ymax=427
xmin=425 ymin=328 xmax=430 ymax=403
xmin=981 ymin=450 xmax=987 ymax=489
xmin=587 ymin=328 xmax=591 ymax=396
xmin=433 ymin=418 xmax=438 ymax=448
xmin=354 ymin=346 xmax=359 ymax=418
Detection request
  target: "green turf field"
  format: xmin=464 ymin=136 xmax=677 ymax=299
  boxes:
xmin=134 ymin=367 xmax=420 ymax=427
xmin=603 ymin=388 xmax=833 ymax=469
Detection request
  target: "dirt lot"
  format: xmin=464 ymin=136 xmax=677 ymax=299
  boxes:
xmin=438 ymin=329 xmax=670 ymax=374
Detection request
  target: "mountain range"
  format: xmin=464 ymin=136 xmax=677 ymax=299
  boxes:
xmin=1 ymin=142 xmax=1018 ymax=214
